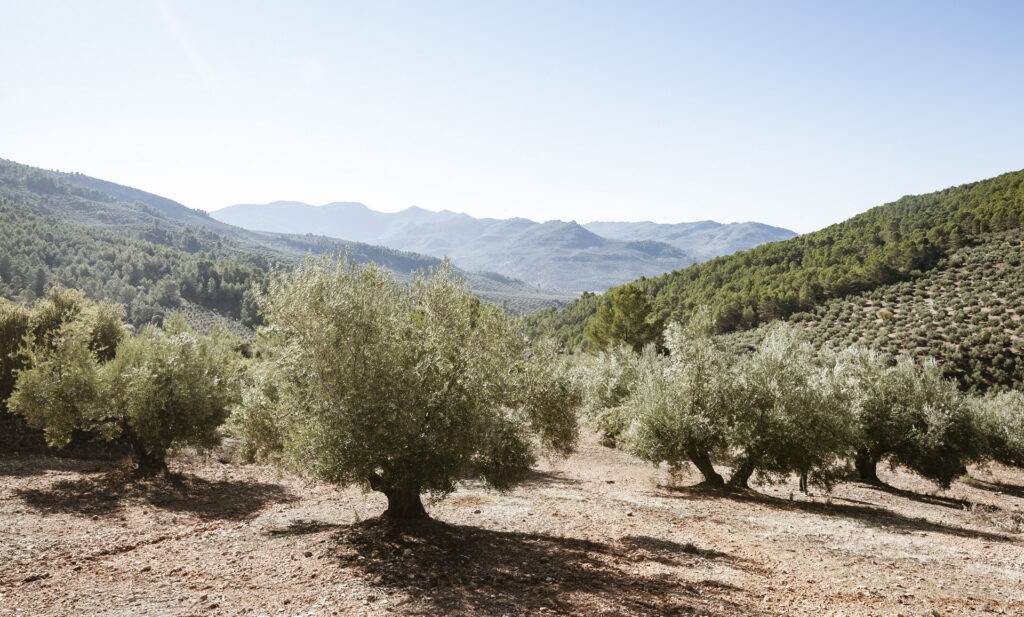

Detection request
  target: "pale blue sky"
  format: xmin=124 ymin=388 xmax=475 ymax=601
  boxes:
xmin=2 ymin=1 xmax=1022 ymax=233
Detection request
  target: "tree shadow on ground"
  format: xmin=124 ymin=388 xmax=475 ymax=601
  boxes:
xmin=862 ymin=481 xmax=975 ymax=510
xmin=328 ymin=518 xmax=767 ymax=617
xmin=14 ymin=468 xmax=296 ymax=520
xmin=0 ymin=454 xmax=116 ymax=478
xmin=964 ymin=476 xmax=1024 ymax=500
xmin=519 ymin=469 xmax=584 ymax=488
xmin=660 ymin=484 xmax=1016 ymax=543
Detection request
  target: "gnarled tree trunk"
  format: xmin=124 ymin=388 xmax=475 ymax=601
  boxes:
xmin=369 ymin=473 xmax=429 ymax=522
xmin=382 ymin=487 xmax=429 ymax=521
xmin=131 ymin=438 xmax=168 ymax=477
xmin=688 ymin=449 xmax=725 ymax=487
xmin=854 ymin=448 xmax=880 ymax=484
xmin=728 ymin=457 xmax=755 ymax=489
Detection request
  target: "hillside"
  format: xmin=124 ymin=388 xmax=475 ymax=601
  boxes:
xmin=528 ymin=169 xmax=1024 ymax=349
xmin=583 ymin=220 xmax=797 ymax=261
xmin=719 ymin=231 xmax=1024 ymax=392
xmin=213 ymin=202 xmax=794 ymax=291
xmin=0 ymin=158 xmax=574 ymax=324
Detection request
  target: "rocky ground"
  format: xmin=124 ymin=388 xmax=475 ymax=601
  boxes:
xmin=1 ymin=433 xmax=1022 ymax=617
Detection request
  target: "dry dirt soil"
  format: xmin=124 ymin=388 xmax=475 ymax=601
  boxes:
xmin=2 ymin=433 xmax=1023 ymax=617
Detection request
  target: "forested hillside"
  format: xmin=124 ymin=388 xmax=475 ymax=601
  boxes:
xmin=529 ymin=169 xmax=1024 ymax=348
xmin=719 ymin=231 xmax=1024 ymax=392
xmin=0 ymin=158 xmax=574 ymax=324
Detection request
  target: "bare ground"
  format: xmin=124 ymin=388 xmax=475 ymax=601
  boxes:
xmin=2 ymin=433 xmax=1022 ymax=617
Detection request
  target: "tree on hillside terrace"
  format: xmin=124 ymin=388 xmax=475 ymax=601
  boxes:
xmin=233 ymin=257 xmax=581 ymax=523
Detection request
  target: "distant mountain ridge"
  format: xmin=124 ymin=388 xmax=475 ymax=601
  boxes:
xmin=0 ymin=158 xmax=576 ymax=320
xmin=583 ymin=220 xmax=798 ymax=262
xmin=213 ymin=202 xmax=795 ymax=291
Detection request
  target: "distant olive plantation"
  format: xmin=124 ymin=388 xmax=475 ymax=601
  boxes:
xmin=529 ymin=169 xmax=1024 ymax=347
xmin=722 ymin=231 xmax=1024 ymax=392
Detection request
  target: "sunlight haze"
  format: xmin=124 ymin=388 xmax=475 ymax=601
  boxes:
xmin=3 ymin=0 xmax=1023 ymax=233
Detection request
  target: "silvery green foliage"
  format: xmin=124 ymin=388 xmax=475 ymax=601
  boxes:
xmin=972 ymin=390 xmax=1024 ymax=467
xmin=236 ymin=257 xmax=580 ymax=512
xmin=9 ymin=324 xmax=104 ymax=447
xmin=12 ymin=311 xmax=239 ymax=473
xmin=99 ymin=316 xmax=240 ymax=466
xmin=728 ymin=324 xmax=856 ymax=487
xmin=575 ymin=342 xmax=658 ymax=445
xmin=841 ymin=348 xmax=982 ymax=487
xmin=621 ymin=309 xmax=734 ymax=476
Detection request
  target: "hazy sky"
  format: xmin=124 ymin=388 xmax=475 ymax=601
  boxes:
xmin=3 ymin=1 xmax=1023 ymax=233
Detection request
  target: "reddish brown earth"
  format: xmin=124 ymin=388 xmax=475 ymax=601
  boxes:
xmin=2 ymin=433 xmax=1022 ymax=617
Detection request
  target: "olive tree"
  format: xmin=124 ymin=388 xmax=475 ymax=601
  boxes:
xmin=971 ymin=390 xmax=1024 ymax=468
xmin=11 ymin=314 xmax=239 ymax=475
xmin=726 ymin=325 xmax=856 ymax=488
xmin=0 ymin=299 xmax=31 ymax=413
xmin=575 ymin=342 xmax=658 ymax=447
xmin=843 ymin=349 xmax=983 ymax=488
xmin=235 ymin=257 xmax=580 ymax=522
xmin=622 ymin=310 xmax=734 ymax=486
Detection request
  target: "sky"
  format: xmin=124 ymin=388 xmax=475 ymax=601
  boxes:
xmin=2 ymin=1 xmax=1023 ymax=234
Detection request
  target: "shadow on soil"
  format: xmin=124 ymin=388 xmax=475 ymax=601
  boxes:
xmin=661 ymin=484 xmax=1016 ymax=543
xmin=965 ymin=477 xmax=1024 ymax=500
xmin=14 ymin=466 xmax=296 ymax=520
xmin=863 ymin=482 xmax=975 ymax=510
xmin=329 ymin=518 xmax=765 ymax=617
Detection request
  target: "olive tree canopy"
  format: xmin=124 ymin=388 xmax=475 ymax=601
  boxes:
xmin=235 ymin=257 xmax=580 ymax=521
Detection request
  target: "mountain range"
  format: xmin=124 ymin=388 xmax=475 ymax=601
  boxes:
xmin=0 ymin=158 xmax=576 ymax=323
xmin=211 ymin=202 xmax=796 ymax=291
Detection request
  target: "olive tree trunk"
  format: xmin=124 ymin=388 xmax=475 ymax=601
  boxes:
xmin=369 ymin=473 xmax=429 ymax=522
xmin=382 ymin=487 xmax=429 ymax=521
xmin=131 ymin=438 xmax=168 ymax=477
xmin=854 ymin=448 xmax=880 ymax=484
xmin=728 ymin=457 xmax=756 ymax=489
xmin=688 ymin=449 xmax=725 ymax=487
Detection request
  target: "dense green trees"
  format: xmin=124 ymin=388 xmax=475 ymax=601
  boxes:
xmin=233 ymin=258 xmax=580 ymax=521
xmin=0 ymin=197 xmax=270 ymax=327
xmin=585 ymin=284 xmax=663 ymax=352
xmin=0 ymin=299 xmax=31 ymax=413
xmin=529 ymin=169 xmax=1024 ymax=348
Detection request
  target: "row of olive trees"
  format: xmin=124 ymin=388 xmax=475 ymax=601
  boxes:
xmin=2 ymin=261 xmax=581 ymax=523
xmin=578 ymin=309 xmax=1024 ymax=490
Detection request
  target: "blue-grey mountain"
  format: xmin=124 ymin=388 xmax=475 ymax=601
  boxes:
xmin=213 ymin=202 xmax=795 ymax=291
